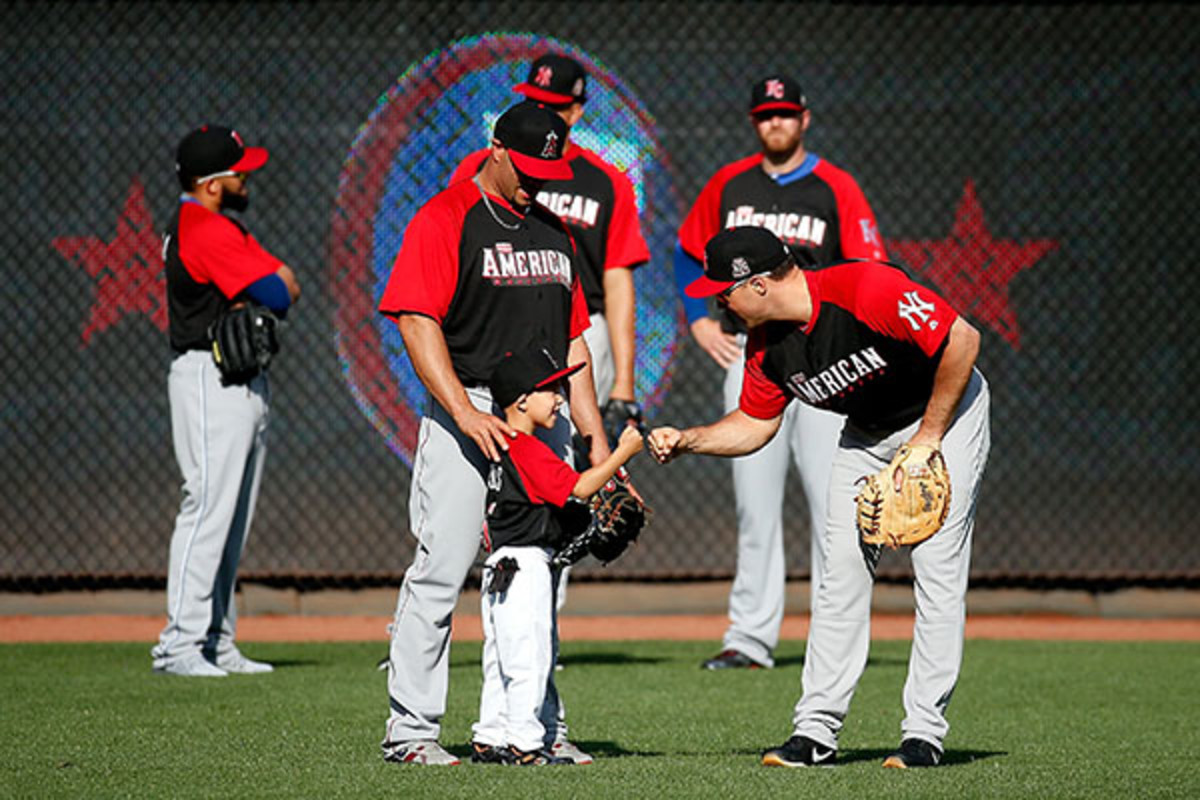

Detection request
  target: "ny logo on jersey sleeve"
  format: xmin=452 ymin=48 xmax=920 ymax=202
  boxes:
xmin=897 ymin=290 xmax=939 ymax=332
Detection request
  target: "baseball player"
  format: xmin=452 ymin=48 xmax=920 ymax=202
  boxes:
xmin=377 ymin=102 xmax=609 ymax=766
xmin=152 ymin=125 xmax=301 ymax=677
xmin=470 ymin=346 xmax=644 ymax=766
xmin=649 ymin=227 xmax=990 ymax=768
xmin=450 ymin=53 xmax=651 ymax=613
xmin=673 ymin=74 xmax=886 ymax=670
xmin=450 ymin=53 xmax=650 ymax=436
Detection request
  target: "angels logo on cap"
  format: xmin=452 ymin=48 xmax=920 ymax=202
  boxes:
xmin=540 ymin=130 xmax=560 ymax=158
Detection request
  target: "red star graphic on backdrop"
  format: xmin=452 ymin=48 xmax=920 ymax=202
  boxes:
xmin=51 ymin=176 xmax=166 ymax=346
xmin=885 ymin=179 xmax=1059 ymax=350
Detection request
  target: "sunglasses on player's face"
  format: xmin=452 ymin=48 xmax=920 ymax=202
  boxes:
xmin=716 ymin=277 xmax=753 ymax=305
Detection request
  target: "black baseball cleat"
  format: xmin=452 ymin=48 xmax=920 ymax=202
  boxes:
xmin=761 ymin=735 xmax=837 ymax=767
xmin=506 ymin=746 xmax=571 ymax=766
xmin=469 ymin=741 xmax=512 ymax=764
xmin=882 ymin=737 xmax=943 ymax=768
xmin=702 ymin=649 xmax=767 ymax=670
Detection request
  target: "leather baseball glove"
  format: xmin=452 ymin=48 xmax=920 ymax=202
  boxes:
xmin=552 ymin=469 xmax=648 ymax=567
xmin=855 ymin=444 xmax=951 ymax=550
xmin=208 ymin=303 xmax=280 ymax=386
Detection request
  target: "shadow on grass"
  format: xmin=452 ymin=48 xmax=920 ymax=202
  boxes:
xmin=445 ymin=740 xmax=655 ymax=761
xmin=838 ymin=747 xmax=1008 ymax=766
xmin=558 ymin=652 xmax=667 ymax=667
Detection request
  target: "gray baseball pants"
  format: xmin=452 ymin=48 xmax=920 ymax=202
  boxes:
xmin=791 ymin=368 xmax=991 ymax=751
xmin=152 ymin=350 xmax=269 ymax=667
xmin=721 ymin=344 xmax=842 ymax=667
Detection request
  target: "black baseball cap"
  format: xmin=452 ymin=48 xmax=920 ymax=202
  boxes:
xmin=685 ymin=227 xmax=793 ymax=298
xmin=492 ymin=102 xmax=572 ymax=181
xmin=749 ymin=74 xmax=807 ymax=115
xmin=489 ymin=345 xmax=585 ymax=409
xmin=176 ymin=124 xmax=269 ymax=182
xmin=513 ymin=53 xmax=588 ymax=106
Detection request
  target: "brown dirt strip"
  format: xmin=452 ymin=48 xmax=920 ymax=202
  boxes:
xmin=2 ymin=614 xmax=1198 ymax=643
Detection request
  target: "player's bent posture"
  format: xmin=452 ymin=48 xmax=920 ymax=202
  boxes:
xmin=153 ymin=125 xmax=300 ymax=678
xmin=673 ymin=74 xmax=886 ymax=671
xmin=377 ymin=102 xmax=610 ymax=766
xmin=469 ymin=347 xmax=643 ymax=766
xmin=649 ymin=227 xmax=990 ymax=769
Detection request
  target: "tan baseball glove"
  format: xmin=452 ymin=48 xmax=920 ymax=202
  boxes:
xmin=855 ymin=444 xmax=952 ymax=549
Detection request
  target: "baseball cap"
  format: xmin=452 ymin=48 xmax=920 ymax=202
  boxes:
xmin=685 ymin=227 xmax=793 ymax=298
xmin=489 ymin=345 xmax=585 ymax=409
xmin=176 ymin=124 xmax=269 ymax=181
xmin=749 ymin=74 xmax=807 ymax=115
xmin=492 ymin=102 xmax=573 ymax=181
xmin=513 ymin=53 xmax=588 ymax=106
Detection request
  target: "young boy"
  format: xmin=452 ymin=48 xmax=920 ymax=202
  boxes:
xmin=470 ymin=346 xmax=644 ymax=766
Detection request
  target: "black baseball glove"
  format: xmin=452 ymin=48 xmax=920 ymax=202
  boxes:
xmin=552 ymin=469 xmax=648 ymax=567
xmin=208 ymin=303 xmax=280 ymax=386
xmin=601 ymin=398 xmax=644 ymax=449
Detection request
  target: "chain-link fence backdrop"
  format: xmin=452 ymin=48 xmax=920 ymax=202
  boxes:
xmin=4 ymin=2 xmax=1197 ymax=590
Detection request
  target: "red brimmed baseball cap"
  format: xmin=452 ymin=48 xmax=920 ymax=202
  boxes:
xmin=488 ymin=345 xmax=585 ymax=409
xmin=685 ymin=227 xmax=793 ymax=298
xmin=749 ymin=74 xmax=807 ymax=115
xmin=492 ymin=102 xmax=573 ymax=181
xmin=513 ymin=53 xmax=588 ymax=106
xmin=176 ymin=125 xmax=269 ymax=181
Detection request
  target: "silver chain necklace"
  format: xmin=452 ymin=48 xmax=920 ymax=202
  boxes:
xmin=474 ymin=175 xmax=522 ymax=231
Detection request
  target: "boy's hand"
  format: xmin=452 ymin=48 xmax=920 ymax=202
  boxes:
xmin=617 ymin=424 xmax=644 ymax=457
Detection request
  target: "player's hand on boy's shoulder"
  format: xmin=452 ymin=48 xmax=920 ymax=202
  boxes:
xmin=455 ymin=406 xmax=516 ymax=462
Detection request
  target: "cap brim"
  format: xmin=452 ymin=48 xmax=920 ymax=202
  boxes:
xmin=750 ymin=101 xmax=805 ymax=115
xmin=231 ymin=146 xmax=269 ymax=172
xmin=684 ymin=275 xmax=736 ymax=299
xmin=509 ymin=149 xmax=573 ymax=181
xmin=534 ymin=362 xmax=586 ymax=390
xmin=513 ymin=82 xmax=578 ymax=105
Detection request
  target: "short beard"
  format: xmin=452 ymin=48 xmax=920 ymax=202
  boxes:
xmin=220 ymin=190 xmax=249 ymax=213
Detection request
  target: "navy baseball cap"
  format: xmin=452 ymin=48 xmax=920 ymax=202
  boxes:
xmin=492 ymin=102 xmax=573 ymax=181
xmin=513 ymin=53 xmax=588 ymax=106
xmin=176 ymin=125 xmax=269 ymax=181
xmin=749 ymin=74 xmax=807 ymax=115
xmin=685 ymin=227 xmax=793 ymax=298
xmin=489 ymin=345 xmax=585 ymax=409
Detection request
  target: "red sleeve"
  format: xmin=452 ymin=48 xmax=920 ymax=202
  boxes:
xmin=677 ymin=155 xmax=760 ymax=259
xmin=835 ymin=263 xmax=957 ymax=356
xmin=814 ymin=160 xmax=887 ymax=261
xmin=592 ymin=153 xmax=649 ymax=270
xmin=569 ymin=277 xmax=590 ymax=337
xmin=378 ymin=187 xmax=467 ymax=322
xmin=448 ymin=149 xmax=488 ymax=187
xmin=738 ymin=329 xmax=791 ymax=419
xmin=178 ymin=206 xmax=282 ymax=299
xmin=510 ymin=434 xmax=579 ymax=507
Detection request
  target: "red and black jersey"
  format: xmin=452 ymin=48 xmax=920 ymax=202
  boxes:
xmin=379 ymin=179 xmax=590 ymax=385
xmin=451 ymin=145 xmax=649 ymax=314
xmin=678 ymin=153 xmax=886 ymax=266
xmin=163 ymin=198 xmax=283 ymax=351
xmin=740 ymin=261 xmax=958 ymax=435
xmin=485 ymin=431 xmax=580 ymax=550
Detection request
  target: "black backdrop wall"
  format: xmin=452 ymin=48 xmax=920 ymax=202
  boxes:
xmin=3 ymin=2 xmax=1197 ymax=589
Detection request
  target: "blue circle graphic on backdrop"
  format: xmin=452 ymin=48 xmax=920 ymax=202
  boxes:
xmin=330 ymin=32 xmax=683 ymax=465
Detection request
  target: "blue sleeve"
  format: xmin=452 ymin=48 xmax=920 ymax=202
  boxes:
xmin=673 ymin=242 xmax=709 ymax=325
xmin=244 ymin=272 xmax=291 ymax=318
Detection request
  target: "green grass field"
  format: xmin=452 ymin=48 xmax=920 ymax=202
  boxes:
xmin=3 ymin=638 xmax=1197 ymax=799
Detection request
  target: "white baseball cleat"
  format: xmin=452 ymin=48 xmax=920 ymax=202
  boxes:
xmin=153 ymin=653 xmax=229 ymax=678
xmin=383 ymin=740 xmax=461 ymax=766
xmin=551 ymin=740 xmax=594 ymax=764
xmin=214 ymin=649 xmax=274 ymax=674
